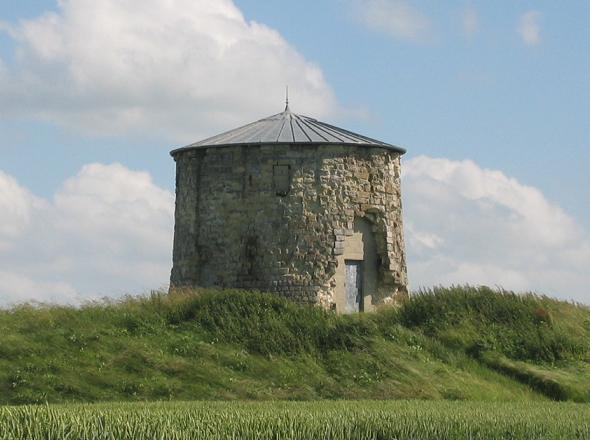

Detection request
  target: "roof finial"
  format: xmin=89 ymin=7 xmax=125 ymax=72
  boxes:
xmin=285 ymin=85 xmax=290 ymax=112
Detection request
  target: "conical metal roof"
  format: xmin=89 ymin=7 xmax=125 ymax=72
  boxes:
xmin=171 ymin=106 xmax=405 ymax=155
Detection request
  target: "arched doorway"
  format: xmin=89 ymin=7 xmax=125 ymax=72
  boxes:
xmin=333 ymin=217 xmax=379 ymax=313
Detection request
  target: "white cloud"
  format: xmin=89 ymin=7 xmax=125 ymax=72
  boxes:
xmin=403 ymin=156 xmax=590 ymax=303
xmin=54 ymin=164 xmax=173 ymax=252
xmin=0 ymin=171 xmax=45 ymax=251
xmin=352 ymin=0 xmax=432 ymax=42
xmin=518 ymin=10 xmax=542 ymax=46
xmin=461 ymin=7 xmax=479 ymax=38
xmin=0 ymin=164 xmax=174 ymax=306
xmin=0 ymin=271 xmax=79 ymax=305
xmin=0 ymin=0 xmax=339 ymax=142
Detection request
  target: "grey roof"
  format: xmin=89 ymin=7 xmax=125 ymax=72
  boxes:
xmin=171 ymin=106 xmax=406 ymax=155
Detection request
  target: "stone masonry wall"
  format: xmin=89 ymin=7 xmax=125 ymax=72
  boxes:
xmin=170 ymin=144 xmax=408 ymax=308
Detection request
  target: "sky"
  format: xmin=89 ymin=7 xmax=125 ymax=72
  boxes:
xmin=0 ymin=0 xmax=588 ymax=305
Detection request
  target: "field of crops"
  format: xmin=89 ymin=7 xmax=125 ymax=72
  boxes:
xmin=1 ymin=400 xmax=589 ymax=440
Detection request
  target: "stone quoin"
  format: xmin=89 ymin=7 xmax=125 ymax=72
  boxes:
xmin=169 ymin=104 xmax=408 ymax=312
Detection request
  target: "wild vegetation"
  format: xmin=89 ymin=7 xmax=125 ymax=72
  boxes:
xmin=0 ymin=286 xmax=589 ymax=405
xmin=1 ymin=400 xmax=589 ymax=440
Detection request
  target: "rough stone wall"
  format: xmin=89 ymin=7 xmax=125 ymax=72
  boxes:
xmin=170 ymin=144 xmax=408 ymax=309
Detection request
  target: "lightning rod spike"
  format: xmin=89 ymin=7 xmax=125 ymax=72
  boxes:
xmin=285 ymin=85 xmax=289 ymax=111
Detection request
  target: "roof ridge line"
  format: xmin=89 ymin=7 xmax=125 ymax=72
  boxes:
xmin=296 ymin=116 xmax=329 ymax=142
xmin=288 ymin=113 xmax=296 ymax=143
xmin=293 ymin=115 xmax=313 ymax=142
xmin=276 ymin=117 xmax=288 ymax=142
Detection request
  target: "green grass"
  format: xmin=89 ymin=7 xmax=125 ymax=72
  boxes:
xmin=0 ymin=286 xmax=589 ymax=405
xmin=1 ymin=400 xmax=589 ymax=440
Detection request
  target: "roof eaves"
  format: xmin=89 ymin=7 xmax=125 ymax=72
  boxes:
xmin=170 ymin=141 xmax=406 ymax=157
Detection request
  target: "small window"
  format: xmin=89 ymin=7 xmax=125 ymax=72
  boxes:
xmin=273 ymin=165 xmax=291 ymax=196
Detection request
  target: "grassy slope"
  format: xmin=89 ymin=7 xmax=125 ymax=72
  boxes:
xmin=0 ymin=286 xmax=588 ymax=405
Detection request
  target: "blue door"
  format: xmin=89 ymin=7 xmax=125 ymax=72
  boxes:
xmin=345 ymin=260 xmax=363 ymax=313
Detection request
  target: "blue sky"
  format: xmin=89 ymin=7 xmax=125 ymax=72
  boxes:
xmin=0 ymin=0 xmax=588 ymax=304
xmin=234 ymin=1 xmax=590 ymax=224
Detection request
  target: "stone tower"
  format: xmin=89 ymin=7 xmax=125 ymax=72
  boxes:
xmin=170 ymin=105 xmax=408 ymax=312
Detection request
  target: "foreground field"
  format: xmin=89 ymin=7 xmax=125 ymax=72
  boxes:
xmin=1 ymin=400 xmax=589 ymax=440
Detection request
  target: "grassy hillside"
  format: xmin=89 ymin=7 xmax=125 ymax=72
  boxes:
xmin=0 ymin=286 xmax=589 ymax=405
